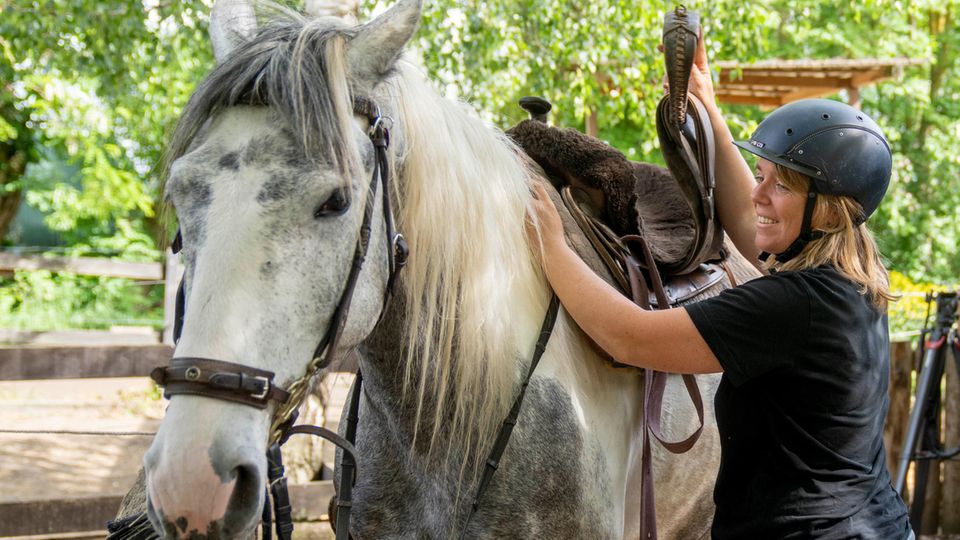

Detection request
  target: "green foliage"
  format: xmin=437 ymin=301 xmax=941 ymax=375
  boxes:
xmin=0 ymin=0 xmax=211 ymax=330
xmin=887 ymin=270 xmax=957 ymax=337
xmin=0 ymin=269 xmax=163 ymax=330
xmin=1 ymin=0 xmax=214 ymax=243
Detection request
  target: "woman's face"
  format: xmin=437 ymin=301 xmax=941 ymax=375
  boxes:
xmin=751 ymin=159 xmax=806 ymax=254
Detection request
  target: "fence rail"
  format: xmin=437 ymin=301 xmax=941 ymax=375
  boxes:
xmin=0 ymin=253 xmax=163 ymax=281
xmin=0 ymin=250 xmax=183 ymax=347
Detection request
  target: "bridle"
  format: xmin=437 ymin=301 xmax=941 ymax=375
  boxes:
xmin=150 ymin=95 xmax=407 ymax=540
xmin=149 ymin=95 xmax=561 ymax=540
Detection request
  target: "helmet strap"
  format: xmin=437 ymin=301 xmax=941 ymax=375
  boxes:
xmin=758 ymin=191 xmax=824 ymax=265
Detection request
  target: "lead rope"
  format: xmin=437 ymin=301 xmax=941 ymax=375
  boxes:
xmin=457 ymin=294 xmax=560 ymax=540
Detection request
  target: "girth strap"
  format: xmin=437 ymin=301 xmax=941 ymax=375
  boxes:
xmin=622 ymin=234 xmax=705 ymax=540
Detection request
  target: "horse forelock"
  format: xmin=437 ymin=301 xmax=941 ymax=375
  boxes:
xmin=163 ymin=7 xmax=358 ymax=200
xmin=384 ymin=62 xmax=554 ymax=468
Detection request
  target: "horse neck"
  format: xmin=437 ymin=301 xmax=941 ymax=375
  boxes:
xmin=358 ymin=290 xmax=492 ymax=459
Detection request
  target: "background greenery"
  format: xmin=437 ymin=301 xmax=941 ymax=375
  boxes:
xmin=1 ymin=0 xmax=957 ymax=336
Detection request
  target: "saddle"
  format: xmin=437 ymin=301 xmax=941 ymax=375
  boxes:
xmin=510 ymin=11 xmax=722 ymax=538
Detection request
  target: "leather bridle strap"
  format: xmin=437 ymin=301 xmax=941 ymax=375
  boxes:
xmin=457 ymin=294 xmax=561 ymax=540
xmin=150 ymin=357 xmax=290 ymax=409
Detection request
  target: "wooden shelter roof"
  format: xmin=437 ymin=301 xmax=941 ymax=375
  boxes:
xmin=714 ymin=57 xmax=926 ymax=107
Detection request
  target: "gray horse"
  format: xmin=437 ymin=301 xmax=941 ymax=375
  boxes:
xmin=129 ymin=1 xmax=758 ymax=538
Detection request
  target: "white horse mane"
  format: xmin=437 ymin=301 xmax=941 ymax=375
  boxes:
xmin=384 ymin=61 xmax=555 ymax=463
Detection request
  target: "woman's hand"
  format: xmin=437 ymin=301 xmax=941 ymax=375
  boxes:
xmin=526 ymin=182 xmax=566 ymax=261
xmin=686 ymin=28 xmax=716 ymax=106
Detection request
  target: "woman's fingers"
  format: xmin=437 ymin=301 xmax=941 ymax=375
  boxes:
xmin=527 ymin=182 xmax=563 ymax=242
xmin=694 ymin=27 xmax=708 ymax=71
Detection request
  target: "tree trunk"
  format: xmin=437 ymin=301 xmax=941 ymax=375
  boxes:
xmin=0 ymin=145 xmax=26 ymax=241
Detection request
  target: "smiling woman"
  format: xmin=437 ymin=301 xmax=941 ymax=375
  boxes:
xmin=528 ymin=27 xmax=914 ymax=540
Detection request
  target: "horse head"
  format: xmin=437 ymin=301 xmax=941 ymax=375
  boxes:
xmin=143 ymin=1 xmax=422 ymax=537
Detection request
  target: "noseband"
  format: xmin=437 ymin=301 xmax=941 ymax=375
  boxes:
xmin=149 ymin=95 xmax=405 ymax=540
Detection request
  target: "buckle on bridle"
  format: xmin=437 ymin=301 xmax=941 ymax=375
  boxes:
xmin=250 ymin=375 xmax=272 ymax=401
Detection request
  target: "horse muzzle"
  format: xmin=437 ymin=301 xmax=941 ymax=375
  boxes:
xmin=144 ymin=397 xmax=269 ymax=539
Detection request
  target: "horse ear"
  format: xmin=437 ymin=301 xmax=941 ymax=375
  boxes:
xmin=345 ymin=0 xmax=423 ymax=88
xmin=209 ymin=0 xmax=258 ymax=64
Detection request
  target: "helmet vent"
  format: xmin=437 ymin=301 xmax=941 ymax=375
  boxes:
xmin=785 ymin=128 xmax=794 ymax=135
xmin=821 ymin=113 xmax=830 ymax=119
xmin=857 ymin=115 xmax=864 ymax=121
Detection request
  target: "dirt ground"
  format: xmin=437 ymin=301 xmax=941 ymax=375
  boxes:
xmin=0 ymin=377 xmax=163 ymax=503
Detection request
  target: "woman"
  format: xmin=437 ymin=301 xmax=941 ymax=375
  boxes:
xmin=527 ymin=36 xmax=913 ymax=539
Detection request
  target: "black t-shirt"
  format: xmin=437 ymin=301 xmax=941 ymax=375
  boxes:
xmin=685 ymin=266 xmax=911 ymax=539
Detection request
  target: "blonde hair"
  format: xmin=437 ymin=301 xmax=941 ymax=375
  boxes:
xmin=768 ymin=165 xmax=896 ymax=310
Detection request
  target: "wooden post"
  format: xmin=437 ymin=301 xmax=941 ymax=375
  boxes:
xmin=847 ymin=86 xmax=861 ymax=108
xmin=942 ymin=340 xmax=960 ymax=533
xmin=885 ymin=340 xmax=913 ymax=482
xmin=162 ymin=249 xmax=184 ymax=345
xmin=921 ymin=460 xmax=942 ymax=535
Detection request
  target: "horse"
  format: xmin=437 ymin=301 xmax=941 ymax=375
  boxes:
xmin=135 ymin=0 xmax=759 ymax=538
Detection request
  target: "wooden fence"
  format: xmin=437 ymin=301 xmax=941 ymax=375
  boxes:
xmin=0 ymin=250 xmax=182 ymax=348
xmin=887 ymin=340 xmax=960 ymax=536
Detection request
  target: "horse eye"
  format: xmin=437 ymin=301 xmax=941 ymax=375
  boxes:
xmin=314 ymin=189 xmax=350 ymax=218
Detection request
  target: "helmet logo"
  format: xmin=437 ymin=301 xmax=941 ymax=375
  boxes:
xmin=749 ymin=140 xmax=765 ymax=148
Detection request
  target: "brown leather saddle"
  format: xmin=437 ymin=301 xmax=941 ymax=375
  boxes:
xmin=510 ymin=9 xmax=722 ymax=539
xmin=509 ymin=7 xmax=722 ymax=307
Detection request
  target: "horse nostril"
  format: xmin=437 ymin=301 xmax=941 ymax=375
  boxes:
xmin=221 ymin=462 xmax=265 ymax=535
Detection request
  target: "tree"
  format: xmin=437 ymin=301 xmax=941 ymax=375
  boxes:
xmin=0 ymin=0 xmax=214 ymax=255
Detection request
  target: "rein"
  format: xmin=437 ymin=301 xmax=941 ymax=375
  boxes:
xmin=150 ymin=94 xmax=405 ymax=540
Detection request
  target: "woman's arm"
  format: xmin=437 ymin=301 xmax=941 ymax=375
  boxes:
xmin=687 ymin=33 xmax=763 ymax=269
xmin=529 ymin=183 xmax=721 ymax=374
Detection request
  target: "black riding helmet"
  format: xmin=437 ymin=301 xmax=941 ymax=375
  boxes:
xmin=733 ymin=98 xmax=893 ymax=262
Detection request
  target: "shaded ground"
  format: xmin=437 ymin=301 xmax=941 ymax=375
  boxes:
xmin=0 ymin=377 xmax=162 ymax=503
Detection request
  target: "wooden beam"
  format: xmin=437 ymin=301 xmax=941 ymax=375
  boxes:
xmin=780 ymin=87 xmax=844 ymax=103
xmin=0 ymin=253 xmax=163 ymax=281
xmin=0 ymin=329 xmax=159 ymax=347
xmin=0 ymin=494 xmax=123 ymax=536
xmin=850 ymin=68 xmax=894 ymax=87
xmin=716 ymin=93 xmax=785 ymax=107
xmin=720 ymin=72 xmax=854 ymax=88
xmin=0 ymin=345 xmax=173 ymax=380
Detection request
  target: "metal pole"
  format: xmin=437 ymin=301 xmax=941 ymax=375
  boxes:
xmin=895 ymin=292 xmax=959 ymax=495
